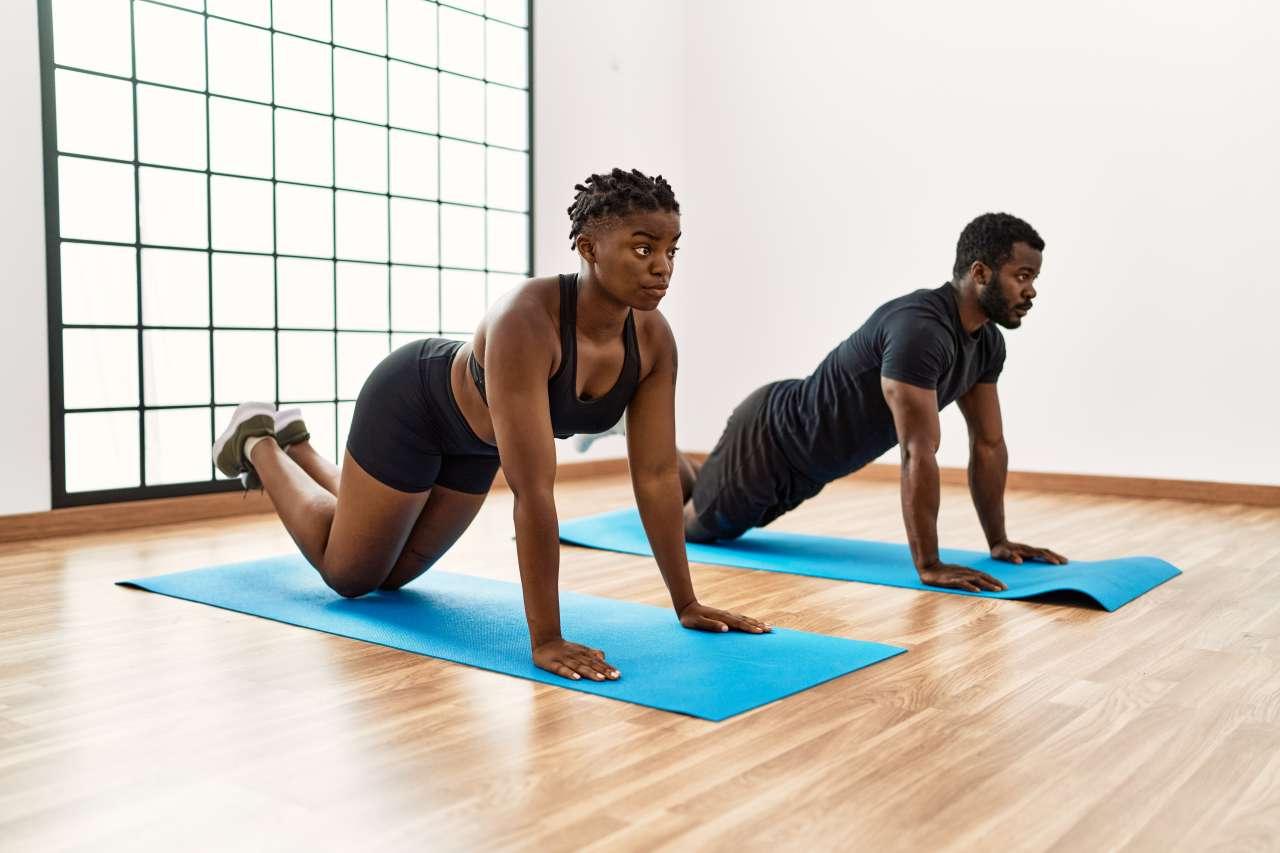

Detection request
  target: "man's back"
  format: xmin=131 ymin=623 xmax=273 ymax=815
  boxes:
xmin=768 ymin=283 xmax=1006 ymax=483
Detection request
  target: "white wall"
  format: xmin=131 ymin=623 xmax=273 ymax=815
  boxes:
xmin=0 ymin=0 xmax=52 ymax=515
xmin=533 ymin=0 xmax=688 ymax=465
xmin=676 ymin=0 xmax=1280 ymax=485
xmin=4 ymin=1 xmax=1274 ymax=519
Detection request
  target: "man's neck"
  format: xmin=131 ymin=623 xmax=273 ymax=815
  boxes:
xmin=951 ymin=279 xmax=990 ymax=335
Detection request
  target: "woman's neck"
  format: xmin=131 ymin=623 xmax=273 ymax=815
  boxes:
xmin=575 ymin=267 xmax=630 ymax=339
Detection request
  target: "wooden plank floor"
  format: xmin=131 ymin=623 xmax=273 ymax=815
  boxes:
xmin=1 ymin=476 xmax=1278 ymax=852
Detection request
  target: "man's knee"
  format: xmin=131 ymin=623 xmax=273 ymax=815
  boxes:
xmin=683 ymin=500 xmax=712 ymax=542
xmin=676 ymin=452 xmax=701 ymax=504
xmin=684 ymin=500 xmax=746 ymax=543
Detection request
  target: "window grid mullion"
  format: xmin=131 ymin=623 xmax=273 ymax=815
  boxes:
xmin=56 ymin=58 xmax=530 ymax=97
xmin=130 ymin=0 xmax=148 ymax=489
xmin=52 ymin=159 xmax=530 ymax=214
xmin=482 ymin=0 xmax=489 ymax=315
xmin=52 ymin=71 xmax=530 ymax=153
xmin=330 ymin=0 xmax=340 ymax=454
xmin=385 ymin=0 xmax=393 ymax=358
xmin=58 ymin=238 xmax=511 ymax=273
xmin=115 ymin=0 xmax=525 ymax=88
xmin=270 ymin=0 xmax=280 ymax=419
xmin=204 ymin=9 xmax=217 ymax=482
xmin=436 ymin=0 xmax=443 ymax=340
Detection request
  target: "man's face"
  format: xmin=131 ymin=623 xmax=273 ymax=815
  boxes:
xmin=978 ymin=242 xmax=1042 ymax=329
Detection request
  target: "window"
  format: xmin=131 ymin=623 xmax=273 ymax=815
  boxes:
xmin=39 ymin=0 xmax=532 ymax=505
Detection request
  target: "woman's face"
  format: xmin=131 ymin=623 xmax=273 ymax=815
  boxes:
xmin=580 ymin=210 xmax=681 ymax=311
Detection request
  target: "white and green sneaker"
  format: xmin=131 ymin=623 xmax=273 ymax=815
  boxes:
xmin=240 ymin=408 xmax=313 ymax=490
xmin=273 ymin=408 xmax=311 ymax=450
xmin=212 ymin=402 xmax=276 ymax=483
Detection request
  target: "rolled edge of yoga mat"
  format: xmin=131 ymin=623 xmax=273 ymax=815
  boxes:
xmin=558 ymin=508 xmax=1182 ymax=612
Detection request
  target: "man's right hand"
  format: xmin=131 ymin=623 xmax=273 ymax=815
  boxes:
xmin=532 ymin=638 xmax=620 ymax=681
xmin=917 ymin=562 xmax=1007 ymax=593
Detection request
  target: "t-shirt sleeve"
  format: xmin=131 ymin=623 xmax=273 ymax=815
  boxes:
xmin=879 ymin=310 xmax=954 ymax=390
xmin=977 ymin=328 xmax=1007 ymax=384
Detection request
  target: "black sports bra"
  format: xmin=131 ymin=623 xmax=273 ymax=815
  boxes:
xmin=468 ymin=274 xmax=640 ymax=439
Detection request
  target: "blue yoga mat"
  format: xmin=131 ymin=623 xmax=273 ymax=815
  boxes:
xmin=119 ymin=556 xmax=905 ymax=721
xmin=559 ymin=508 xmax=1181 ymax=611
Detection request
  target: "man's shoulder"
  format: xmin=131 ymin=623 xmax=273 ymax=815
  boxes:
xmin=879 ymin=284 xmax=951 ymax=318
xmin=828 ymin=286 xmax=952 ymax=363
xmin=876 ymin=287 xmax=954 ymax=337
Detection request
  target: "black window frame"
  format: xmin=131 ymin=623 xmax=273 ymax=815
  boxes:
xmin=37 ymin=0 xmax=534 ymax=507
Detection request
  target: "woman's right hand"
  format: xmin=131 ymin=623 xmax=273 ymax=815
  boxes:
xmin=532 ymin=639 xmax=620 ymax=681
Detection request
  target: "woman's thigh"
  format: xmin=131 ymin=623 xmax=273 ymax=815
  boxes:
xmin=321 ymin=450 xmax=434 ymax=597
xmin=379 ymin=483 xmax=490 ymax=590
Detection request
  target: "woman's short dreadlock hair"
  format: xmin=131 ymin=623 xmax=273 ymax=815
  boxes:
xmin=567 ymin=168 xmax=680 ymax=247
xmin=952 ymin=213 xmax=1044 ymax=280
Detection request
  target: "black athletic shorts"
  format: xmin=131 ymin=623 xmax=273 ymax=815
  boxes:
xmin=689 ymin=380 xmax=826 ymax=540
xmin=346 ymin=338 xmax=500 ymax=494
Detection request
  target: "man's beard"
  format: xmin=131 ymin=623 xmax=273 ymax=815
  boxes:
xmin=979 ymin=277 xmax=1021 ymax=329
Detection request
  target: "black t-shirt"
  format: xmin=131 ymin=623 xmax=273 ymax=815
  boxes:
xmin=767 ymin=283 xmax=1006 ymax=483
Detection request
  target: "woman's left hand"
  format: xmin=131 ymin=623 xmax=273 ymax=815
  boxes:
xmin=678 ymin=601 xmax=771 ymax=634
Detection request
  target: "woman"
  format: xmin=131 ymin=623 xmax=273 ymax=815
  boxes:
xmin=213 ymin=168 xmax=770 ymax=682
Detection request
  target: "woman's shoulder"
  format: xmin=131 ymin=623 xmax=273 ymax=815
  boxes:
xmin=633 ymin=305 xmax=674 ymax=344
xmin=480 ymin=276 xmax=561 ymax=356
xmin=631 ymin=307 xmax=676 ymax=381
xmin=489 ymin=276 xmax=558 ymax=324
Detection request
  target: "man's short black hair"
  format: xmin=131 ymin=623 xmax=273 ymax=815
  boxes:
xmin=952 ymin=213 xmax=1044 ymax=280
xmin=567 ymin=168 xmax=680 ymax=247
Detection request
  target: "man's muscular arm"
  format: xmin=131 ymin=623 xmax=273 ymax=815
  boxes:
xmin=881 ymin=377 xmax=1008 ymax=592
xmin=957 ymin=383 xmax=1068 ymax=567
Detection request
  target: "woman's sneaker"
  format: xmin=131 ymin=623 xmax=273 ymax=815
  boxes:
xmin=241 ymin=408 xmax=313 ymax=490
xmin=212 ymin=402 xmax=276 ymax=483
xmin=274 ymin=408 xmax=311 ymax=450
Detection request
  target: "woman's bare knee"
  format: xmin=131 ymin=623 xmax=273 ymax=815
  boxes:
xmin=378 ymin=547 xmax=440 ymax=591
xmin=377 ymin=577 xmax=410 ymax=592
xmin=319 ymin=558 xmax=384 ymax=598
xmin=331 ymin=580 xmax=377 ymax=599
xmin=328 ymin=577 xmax=379 ymax=598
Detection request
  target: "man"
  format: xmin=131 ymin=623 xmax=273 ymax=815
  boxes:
xmin=681 ymin=212 xmax=1067 ymax=591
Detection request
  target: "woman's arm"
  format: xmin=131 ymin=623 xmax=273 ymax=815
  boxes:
xmin=625 ymin=317 xmax=770 ymax=634
xmin=485 ymin=305 xmax=619 ymax=681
